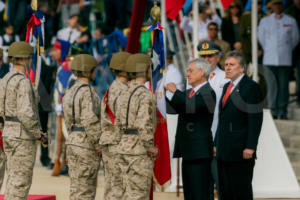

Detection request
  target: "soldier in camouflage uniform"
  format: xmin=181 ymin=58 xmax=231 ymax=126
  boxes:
xmin=100 ymin=52 xmax=131 ymax=200
xmin=0 ymin=48 xmax=5 ymax=191
xmin=0 ymin=41 xmax=47 ymax=200
xmin=115 ymin=53 xmax=159 ymax=200
xmin=63 ymin=54 xmax=102 ymax=200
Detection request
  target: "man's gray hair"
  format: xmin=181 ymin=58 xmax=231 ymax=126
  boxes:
xmin=189 ymin=58 xmax=211 ymax=79
xmin=225 ymin=51 xmax=247 ymax=70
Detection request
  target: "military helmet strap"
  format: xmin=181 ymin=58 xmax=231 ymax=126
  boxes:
xmin=72 ymin=84 xmax=89 ymax=126
xmin=125 ymin=85 xmax=146 ymax=130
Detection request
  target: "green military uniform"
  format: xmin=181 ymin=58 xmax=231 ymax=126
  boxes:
xmin=0 ymin=41 xmax=43 ymax=200
xmin=100 ymin=52 xmax=131 ymax=200
xmin=63 ymin=54 xmax=101 ymax=200
xmin=115 ymin=54 xmax=157 ymax=200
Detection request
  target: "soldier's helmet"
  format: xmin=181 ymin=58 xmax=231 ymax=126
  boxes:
xmin=8 ymin=41 xmax=33 ymax=58
xmin=71 ymin=54 xmax=98 ymax=72
xmin=109 ymin=51 xmax=131 ymax=71
xmin=124 ymin=53 xmax=152 ymax=73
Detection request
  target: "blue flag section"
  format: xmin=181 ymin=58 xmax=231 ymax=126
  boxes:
xmin=151 ymin=29 xmax=165 ymax=91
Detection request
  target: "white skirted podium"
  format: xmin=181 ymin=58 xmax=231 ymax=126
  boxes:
xmin=165 ymin=109 xmax=300 ymax=198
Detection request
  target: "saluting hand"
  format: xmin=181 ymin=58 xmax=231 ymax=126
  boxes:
xmin=165 ymin=83 xmax=177 ymax=93
xmin=243 ymin=149 xmax=255 ymax=159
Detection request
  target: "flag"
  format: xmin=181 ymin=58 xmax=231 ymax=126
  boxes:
xmin=183 ymin=0 xmax=193 ymax=15
xmin=221 ymin=0 xmax=234 ymax=9
xmin=148 ymin=23 xmax=171 ymax=186
xmin=166 ymin=0 xmax=186 ymax=20
xmin=26 ymin=2 xmax=45 ymax=87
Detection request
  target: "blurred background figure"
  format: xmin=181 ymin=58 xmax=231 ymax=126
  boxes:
xmin=58 ymin=0 xmax=80 ymax=28
xmin=0 ymin=22 xmax=20 ymax=48
xmin=221 ymin=0 xmax=243 ymax=51
xmin=180 ymin=3 xmax=222 ymax=41
xmin=56 ymin=14 xmax=80 ymax=44
xmin=258 ymin=0 xmax=299 ymax=119
xmin=200 ymin=22 xmax=230 ymax=68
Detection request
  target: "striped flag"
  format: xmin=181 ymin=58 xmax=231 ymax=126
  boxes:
xmin=148 ymin=23 xmax=171 ymax=186
xmin=25 ymin=2 xmax=45 ymax=87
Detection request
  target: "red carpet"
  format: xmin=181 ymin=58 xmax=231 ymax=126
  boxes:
xmin=0 ymin=195 xmax=56 ymax=200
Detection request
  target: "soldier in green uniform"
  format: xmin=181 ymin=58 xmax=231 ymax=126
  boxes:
xmin=0 ymin=41 xmax=47 ymax=200
xmin=115 ymin=53 xmax=159 ymax=200
xmin=63 ymin=54 xmax=102 ymax=200
xmin=100 ymin=51 xmax=131 ymax=199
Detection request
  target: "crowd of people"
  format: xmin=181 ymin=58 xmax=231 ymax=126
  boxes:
xmin=0 ymin=0 xmax=298 ymax=200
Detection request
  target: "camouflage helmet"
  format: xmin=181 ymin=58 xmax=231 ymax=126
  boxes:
xmin=8 ymin=41 xmax=33 ymax=58
xmin=109 ymin=52 xmax=131 ymax=71
xmin=71 ymin=54 xmax=97 ymax=72
xmin=124 ymin=53 xmax=152 ymax=73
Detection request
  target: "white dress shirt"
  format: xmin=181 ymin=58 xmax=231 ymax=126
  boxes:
xmin=57 ymin=27 xmax=81 ymax=43
xmin=258 ymin=13 xmax=299 ymax=66
xmin=208 ymin=67 xmax=230 ymax=139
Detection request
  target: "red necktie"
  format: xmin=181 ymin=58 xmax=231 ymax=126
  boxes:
xmin=189 ymin=89 xmax=195 ymax=98
xmin=222 ymin=83 xmax=234 ymax=108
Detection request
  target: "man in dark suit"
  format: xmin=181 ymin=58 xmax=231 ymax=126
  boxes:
xmin=165 ymin=58 xmax=216 ymax=200
xmin=215 ymin=51 xmax=263 ymax=200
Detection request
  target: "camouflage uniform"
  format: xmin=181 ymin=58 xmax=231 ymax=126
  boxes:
xmin=100 ymin=79 xmax=128 ymax=199
xmin=0 ymin=67 xmax=41 ymax=200
xmin=115 ymin=80 xmax=157 ymax=200
xmin=63 ymin=80 xmax=101 ymax=200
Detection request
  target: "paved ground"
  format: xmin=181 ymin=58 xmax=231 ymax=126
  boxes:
xmin=0 ymin=166 xmax=299 ymax=200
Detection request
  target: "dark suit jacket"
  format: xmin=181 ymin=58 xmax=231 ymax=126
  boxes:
xmin=38 ymin=60 xmax=56 ymax=113
xmin=168 ymin=82 xmax=216 ymax=161
xmin=215 ymin=75 xmax=263 ymax=161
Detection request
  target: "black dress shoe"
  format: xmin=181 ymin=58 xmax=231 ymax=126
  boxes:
xmin=272 ymin=115 xmax=278 ymax=119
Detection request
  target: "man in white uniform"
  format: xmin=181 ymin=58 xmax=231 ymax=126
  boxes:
xmin=258 ymin=0 xmax=299 ymax=119
xmin=198 ymin=40 xmax=229 ymax=200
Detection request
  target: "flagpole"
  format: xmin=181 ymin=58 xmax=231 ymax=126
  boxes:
xmin=193 ymin=0 xmax=199 ymax=58
xmin=251 ymin=0 xmax=259 ymax=82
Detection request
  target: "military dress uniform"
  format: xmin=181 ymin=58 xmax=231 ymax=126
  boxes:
xmin=0 ymin=42 xmax=42 ymax=200
xmin=100 ymin=51 xmax=131 ymax=200
xmin=115 ymin=54 xmax=157 ymax=200
xmin=63 ymin=54 xmax=101 ymax=200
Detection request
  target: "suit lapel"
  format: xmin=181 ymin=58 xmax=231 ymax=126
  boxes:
xmin=222 ymin=75 xmax=248 ymax=109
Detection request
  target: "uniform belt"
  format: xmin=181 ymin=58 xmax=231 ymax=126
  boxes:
xmin=71 ymin=126 xmax=85 ymax=132
xmin=124 ymin=129 xmax=139 ymax=135
xmin=5 ymin=116 xmax=20 ymax=122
